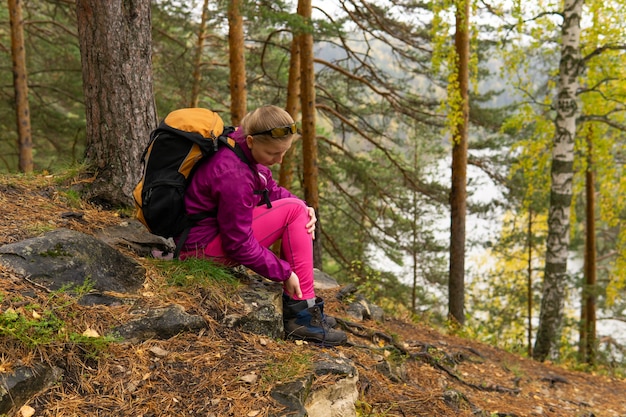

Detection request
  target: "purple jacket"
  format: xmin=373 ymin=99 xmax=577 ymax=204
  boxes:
xmin=182 ymin=129 xmax=298 ymax=281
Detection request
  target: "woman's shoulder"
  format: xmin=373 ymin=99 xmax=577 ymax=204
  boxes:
xmin=201 ymin=145 xmax=254 ymax=177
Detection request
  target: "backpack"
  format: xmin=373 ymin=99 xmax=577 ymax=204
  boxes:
xmin=133 ymin=108 xmax=251 ymax=258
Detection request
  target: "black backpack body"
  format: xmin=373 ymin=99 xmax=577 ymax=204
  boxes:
xmin=133 ymin=108 xmax=249 ymax=257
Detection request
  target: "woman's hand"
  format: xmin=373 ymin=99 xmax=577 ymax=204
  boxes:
xmin=284 ymin=272 xmax=302 ymax=299
xmin=305 ymin=206 xmax=317 ymax=240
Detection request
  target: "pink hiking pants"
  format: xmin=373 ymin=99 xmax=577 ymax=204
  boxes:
xmin=196 ymin=198 xmax=315 ymax=300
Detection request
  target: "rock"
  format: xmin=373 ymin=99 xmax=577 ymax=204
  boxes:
xmin=94 ymin=219 xmax=173 ymax=257
xmin=0 ymin=228 xmax=145 ymax=296
xmin=306 ymin=355 xmax=359 ymax=417
xmin=270 ymin=378 xmax=312 ymax=417
xmin=346 ymin=295 xmax=384 ymax=322
xmin=0 ymin=363 xmax=62 ymax=414
xmin=313 ymin=268 xmax=340 ymax=290
xmin=223 ymin=277 xmax=284 ymax=339
xmin=270 ymin=354 xmax=359 ymax=417
xmin=112 ymin=303 xmax=207 ymax=342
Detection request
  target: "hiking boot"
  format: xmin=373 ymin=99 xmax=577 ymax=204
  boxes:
xmin=282 ymin=295 xmax=338 ymax=327
xmin=314 ymin=296 xmax=338 ymax=328
xmin=283 ymin=297 xmax=347 ymax=346
xmin=324 ymin=314 xmax=338 ymax=328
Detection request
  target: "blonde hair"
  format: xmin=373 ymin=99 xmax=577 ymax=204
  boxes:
xmin=241 ymin=105 xmax=295 ymax=143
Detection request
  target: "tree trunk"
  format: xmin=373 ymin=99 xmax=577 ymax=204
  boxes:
xmin=8 ymin=0 xmax=33 ymax=173
xmin=298 ymin=0 xmax=322 ymax=268
xmin=533 ymin=0 xmax=583 ymax=362
xmin=527 ymin=210 xmax=534 ymax=358
xmin=412 ymin=143 xmax=419 ymax=312
xmin=228 ymin=0 xmax=246 ymax=125
xmin=448 ymin=0 xmax=470 ymax=325
xmin=580 ymin=127 xmax=596 ymax=365
xmin=278 ymin=37 xmax=302 ymax=190
xmin=273 ymin=36 xmax=302 ymax=257
xmin=190 ymin=0 xmax=209 ymax=108
xmin=76 ymin=0 xmax=157 ymax=207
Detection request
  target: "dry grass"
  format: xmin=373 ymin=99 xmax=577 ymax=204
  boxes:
xmin=2 ymin=173 xmax=626 ymax=417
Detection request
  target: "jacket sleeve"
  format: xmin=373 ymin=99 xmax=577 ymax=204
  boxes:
xmin=213 ymin=164 xmax=292 ymax=281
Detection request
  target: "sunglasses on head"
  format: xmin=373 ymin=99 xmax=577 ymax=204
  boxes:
xmin=250 ymin=123 xmax=297 ymax=138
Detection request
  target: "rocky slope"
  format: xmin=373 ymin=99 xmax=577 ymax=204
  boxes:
xmin=1 ymin=174 xmax=626 ymax=417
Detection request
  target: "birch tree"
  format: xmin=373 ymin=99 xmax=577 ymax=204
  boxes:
xmin=477 ymin=0 xmax=626 ymax=360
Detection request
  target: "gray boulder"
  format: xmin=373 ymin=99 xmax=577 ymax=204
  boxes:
xmin=0 ymin=228 xmax=145 ymax=295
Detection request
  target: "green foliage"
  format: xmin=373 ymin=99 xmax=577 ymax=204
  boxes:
xmin=154 ymin=257 xmax=241 ymax=290
xmin=0 ymin=286 xmax=117 ymax=358
xmin=486 ymin=0 xmax=626 ymax=363
xmin=1 ymin=1 xmax=86 ymax=173
xmin=260 ymin=350 xmax=313 ymax=389
xmin=57 ymin=188 xmax=83 ymax=209
xmin=466 ymin=210 xmax=548 ymax=355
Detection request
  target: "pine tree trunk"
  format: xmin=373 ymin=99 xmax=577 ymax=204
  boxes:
xmin=527 ymin=210 xmax=534 ymax=358
xmin=8 ymin=0 xmax=33 ymax=173
xmin=448 ymin=0 xmax=470 ymax=325
xmin=533 ymin=0 xmax=584 ymax=362
xmin=190 ymin=0 xmax=209 ymax=108
xmin=278 ymin=37 xmax=302 ymax=190
xmin=228 ymin=0 xmax=246 ymax=125
xmin=298 ymin=0 xmax=322 ymax=268
xmin=580 ymin=128 xmax=596 ymax=365
xmin=76 ymin=0 xmax=157 ymax=206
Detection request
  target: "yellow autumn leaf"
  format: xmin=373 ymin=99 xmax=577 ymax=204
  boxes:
xmin=20 ymin=405 xmax=35 ymax=417
xmin=82 ymin=328 xmax=100 ymax=338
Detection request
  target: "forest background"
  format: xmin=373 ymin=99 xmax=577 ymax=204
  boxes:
xmin=1 ymin=0 xmax=625 ymax=372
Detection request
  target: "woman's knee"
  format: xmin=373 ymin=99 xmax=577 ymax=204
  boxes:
xmin=276 ymin=197 xmax=307 ymax=209
xmin=272 ymin=198 xmax=308 ymax=218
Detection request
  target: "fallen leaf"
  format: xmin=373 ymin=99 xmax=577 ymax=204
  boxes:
xmin=82 ymin=328 xmax=100 ymax=338
xmin=20 ymin=405 xmax=35 ymax=417
xmin=149 ymin=346 xmax=169 ymax=357
xmin=240 ymin=372 xmax=258 ymax=384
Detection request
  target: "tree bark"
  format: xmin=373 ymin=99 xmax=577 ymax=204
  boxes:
xmin=298 ymin=0 xmax=322 ymax=268
xmin=448 ymin=0 xmax=470 ymax=325
xmin=190 ymin=0 xmax=209 ymax=108
xmin=580 ymin=127 xmax=596 ymax=365
xmin=527 ymin=210 xmax=534 ymax=358
xmin=76 ymin=0 xmax=157 ymax=207
xmin=533 ymin=0 xmax=583 ymax=361
xmin=278 ymin=37 xmax=302 ymax=190
xmin=8 ymin=0 xmax=33 ymax=173
xmin=228 ymin=0 xmax=246 ymax=125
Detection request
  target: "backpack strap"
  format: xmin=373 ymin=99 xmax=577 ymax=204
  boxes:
xmin=173 ymin=211 xmax=217 ymax=259
xmin=174 ymin=135 xmax=270 ymax=259
xmin=219 ymin=137 xmax=271 ymax=208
